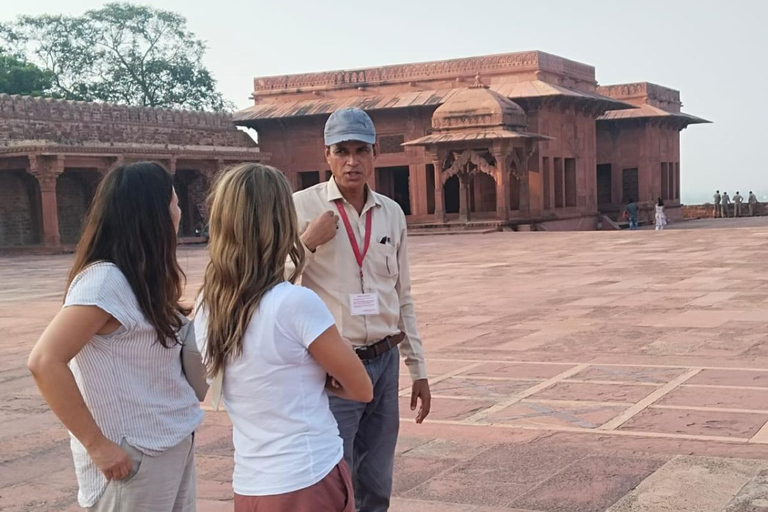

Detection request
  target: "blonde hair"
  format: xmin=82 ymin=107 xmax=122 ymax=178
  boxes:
xmin=199 ymin=163 xmax=305 ymax=377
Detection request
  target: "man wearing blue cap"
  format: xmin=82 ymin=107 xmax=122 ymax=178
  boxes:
xmin=293 ymin=107 xmax=430 ymax=511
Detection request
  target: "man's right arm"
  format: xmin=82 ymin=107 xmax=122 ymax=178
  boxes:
xmin=301 ymin=211 xmax=338 ymax=252
xmin=286 ymin=194 xmax=338 ymax=280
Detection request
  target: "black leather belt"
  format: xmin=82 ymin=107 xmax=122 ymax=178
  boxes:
xmin=354 ymin=333 xmax=405 ymax=362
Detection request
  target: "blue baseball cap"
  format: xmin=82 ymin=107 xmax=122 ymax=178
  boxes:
xmin=324 ymin=107 xmax=376 ymax=146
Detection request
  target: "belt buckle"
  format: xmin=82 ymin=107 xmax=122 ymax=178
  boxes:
xmin=354 ymin=345 xmax=371 ymax=361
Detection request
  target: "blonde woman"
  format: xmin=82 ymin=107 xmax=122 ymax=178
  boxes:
xmin=194 ymin=163 xmax=372 ymax=512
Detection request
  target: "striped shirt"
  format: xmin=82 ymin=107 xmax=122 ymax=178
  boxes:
xmin=64 ymin=262 xmax=204 ymax=507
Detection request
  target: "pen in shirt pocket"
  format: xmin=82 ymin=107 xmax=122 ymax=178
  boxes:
xmin=379 ymin=236 xmax=393 ymax=273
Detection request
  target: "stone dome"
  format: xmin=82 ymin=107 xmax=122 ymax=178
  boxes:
xmin=432 ymin=83 xmax=527 ymax=131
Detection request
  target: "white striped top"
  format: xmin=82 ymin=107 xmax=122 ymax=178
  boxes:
xmin=64 ymin=262 xmax=204 ymax=507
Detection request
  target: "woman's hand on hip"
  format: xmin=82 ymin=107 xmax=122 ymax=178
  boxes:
xmin=88 ymin=436 xmax=133 ymax=481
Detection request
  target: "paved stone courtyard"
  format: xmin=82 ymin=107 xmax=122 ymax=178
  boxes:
xmin=3 ymin=217 xmax=768 ymax=511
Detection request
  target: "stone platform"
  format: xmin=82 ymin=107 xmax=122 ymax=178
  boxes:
xmin=2 ymin=217 xmax=768 ymax=511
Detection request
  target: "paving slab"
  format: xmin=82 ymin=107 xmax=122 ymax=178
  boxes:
xmin=459 ymin=362 xmax=575 ymax=380
xmin=487 ymin=401 xmax=627 ymax=429
xmin=606 ymin=456 xmax=768 ymax=512
xmin=687 ymin=369 xmax=768 ymax=387
xmin=569 ymin=365 xmax=686 ymax=384
xmin=619 ymin=408 xmax=768 ymax=438
xmin=722 ymin=468 xmax=768 ymax=512
xmin=532 ymin=382 xmax=656 ymax=404
xmin=431 ymin=377 xmax=541 ymax=399
xmin=510 ymin=454 xmax=666 ymax=512
xmin=658 ymin=386 xmax=768 ymax=411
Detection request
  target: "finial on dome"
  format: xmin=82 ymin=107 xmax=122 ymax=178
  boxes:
xmin=469 ymin=73 xmax=488 ymax=89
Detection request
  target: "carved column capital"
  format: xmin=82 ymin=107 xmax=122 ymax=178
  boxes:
xmin=28 ymin=155 xmax=65 ymax=191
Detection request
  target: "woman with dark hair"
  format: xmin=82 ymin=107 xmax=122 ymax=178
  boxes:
xmin=27 ymin=162 xmax=204 ymax=511
xmin=655 ymin=197 xmax=667 ymax=231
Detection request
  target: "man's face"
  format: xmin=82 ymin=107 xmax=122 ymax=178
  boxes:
xmin=325 ymin=140 xmax=375 ymax=192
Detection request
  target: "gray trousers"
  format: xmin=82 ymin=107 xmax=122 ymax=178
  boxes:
xmin=89 ymin=435 xmax=196 ymax=512
xmin=330 ymin=347 xmax=400 ymax=512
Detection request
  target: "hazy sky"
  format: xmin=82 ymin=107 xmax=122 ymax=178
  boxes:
xmin=5 ymin=0 xmax=766 ymax=203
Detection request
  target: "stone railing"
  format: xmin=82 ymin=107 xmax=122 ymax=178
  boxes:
xmin=682 ymin=203 xmax=765 ymax=219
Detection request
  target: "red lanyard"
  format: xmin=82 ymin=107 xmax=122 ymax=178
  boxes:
xmin=335 ymin=200 xmax=372 ymax=282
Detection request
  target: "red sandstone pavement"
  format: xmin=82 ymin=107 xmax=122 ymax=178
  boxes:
xmin=3 ymin=217 xmax=768 ymax=511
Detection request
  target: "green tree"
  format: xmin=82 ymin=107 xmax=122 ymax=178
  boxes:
xmin=0 ymin=49 xmax=53 ymax=96
xmin=1 ymin=3 xmax=233 ymax=111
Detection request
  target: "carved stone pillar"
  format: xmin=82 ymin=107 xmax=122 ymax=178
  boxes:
xmin=493 ymin=149 xmax=510 ymax=221
xmin=431 ymin=156 xmax=446 ymax=223
xmin=514 ymin=147 xmax=532 ymax=216
xmin=28 ymin=155 xmax=65 ymax=248
xmin=459 ymin=174 xmax=470 ymax=223
xmin=519 ymin=171 xmax=530 ymax=216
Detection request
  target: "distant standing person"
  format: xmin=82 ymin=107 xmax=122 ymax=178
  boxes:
xmin=655 ymin=198 xmax=667 ymax=231
xmin=721 ymin=191 xmax=731 ymax=218
xmin=713 ymin=190 xmax=722 ymax=218
xmin=749 ymin=191 xmax=759 ymax=217
xmin=625 ymin=198 xmax=639 ymax=230
xmin=733 ymin=191 xmax=744 ymax=217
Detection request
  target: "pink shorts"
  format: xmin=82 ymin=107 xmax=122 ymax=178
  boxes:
xmin=234 ymin=460 xmax=355 ymax=512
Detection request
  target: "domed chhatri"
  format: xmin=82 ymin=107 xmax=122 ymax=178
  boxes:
xmin=432 ymin=76 xmax=527 ymax=131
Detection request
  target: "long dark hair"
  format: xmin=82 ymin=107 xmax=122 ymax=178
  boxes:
xmin=66 ymin=161 xmax=189 ymax=347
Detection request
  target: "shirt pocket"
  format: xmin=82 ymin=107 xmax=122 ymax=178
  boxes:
xmin=367 ymin=243 xmax=398 ymax=281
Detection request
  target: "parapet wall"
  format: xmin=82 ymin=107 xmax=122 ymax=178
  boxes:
xmin=0 ymin=94 xmax=256 ymax=147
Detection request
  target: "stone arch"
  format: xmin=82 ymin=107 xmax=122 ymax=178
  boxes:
xmin=57 ymin=169 xmax=101 ymax=244
xmin=0 ymin=171 xmax=41 ymax=247
xmin=444 ymin=175 xmax=460 ymax=214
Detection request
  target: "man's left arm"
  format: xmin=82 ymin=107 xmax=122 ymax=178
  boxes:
xmin=395 ymin=220 xmax=431 ymax=424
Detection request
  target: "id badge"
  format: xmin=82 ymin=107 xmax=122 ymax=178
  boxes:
xmin=350 ymin=293 xmax=380 ymax=316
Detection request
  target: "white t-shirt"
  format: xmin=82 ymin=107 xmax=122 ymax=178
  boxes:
xmin=194 ymin=282 xmax=341 ymax=496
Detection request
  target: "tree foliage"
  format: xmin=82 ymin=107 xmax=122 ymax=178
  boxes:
xmin=1 ymin=3 xmax=233 ymax=111
xmin=0 ymin=48 xmax=53 ymax=96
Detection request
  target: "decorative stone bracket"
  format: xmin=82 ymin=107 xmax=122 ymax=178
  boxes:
xmin=442 ymin=150 xmax=497 ymax=183
xmin=27 ymin=155 xmax=65 ymax=192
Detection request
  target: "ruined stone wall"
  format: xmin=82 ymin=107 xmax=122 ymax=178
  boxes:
xmin=0 ymin=94 xmax=257 ymax=147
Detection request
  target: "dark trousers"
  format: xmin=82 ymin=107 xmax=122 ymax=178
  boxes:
xmin=329 ymin=348 xmax=400 ymax=512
